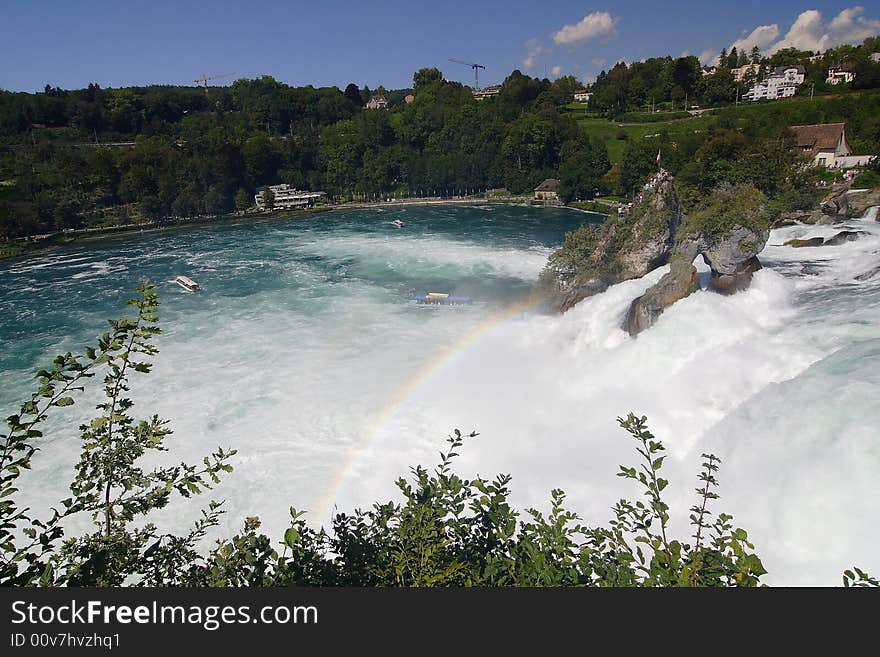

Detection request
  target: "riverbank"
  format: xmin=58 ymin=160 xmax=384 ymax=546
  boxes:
xmin=0 ymin=206 xmax=332 ymax=261
xmin=335 ymin=195 xmax=530 ymax=210
xmin=1 ymin=195 xmax=599 ymax=262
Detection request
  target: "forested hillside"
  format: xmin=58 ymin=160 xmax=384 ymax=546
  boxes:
xmin=588 ymin=36 xmax=880 ymax=115
xmin=2 ymin=35 xmax=879 ymax=241
xmin=0 ymin=69 xmax=606 ymax=238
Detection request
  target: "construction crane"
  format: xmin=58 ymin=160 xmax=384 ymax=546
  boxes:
xmin=449 ymin=59 xmax=486 ymax=91
xmin=193 ymin=72 xmax=235 ymax=94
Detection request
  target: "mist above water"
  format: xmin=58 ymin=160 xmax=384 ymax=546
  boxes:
xmin=1 ymin=205 xmax=878 ymax=585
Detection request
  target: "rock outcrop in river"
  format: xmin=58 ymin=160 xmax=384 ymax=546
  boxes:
xmin=543 ymin=178 xmax=771 ymax=335
xmin=625 ymin=255 xmax=700 ymax=336
xmin=774 ymin=186 xmax=880 ymax=226
xmin=548 ymin=177 xmax=682 ymax=312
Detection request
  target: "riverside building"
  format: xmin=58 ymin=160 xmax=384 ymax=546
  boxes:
xmin=255 ymin=184 xmax=326 ymax=210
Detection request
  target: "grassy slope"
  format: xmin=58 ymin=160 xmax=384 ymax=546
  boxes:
xmin=575 ymin=114 xmax=716 ymax=163
xmin=567 ymin=90 xmax=880 ymax=164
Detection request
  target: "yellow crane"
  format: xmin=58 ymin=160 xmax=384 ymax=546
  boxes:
xmin=193 ymin=72 xmax=235 ymax=94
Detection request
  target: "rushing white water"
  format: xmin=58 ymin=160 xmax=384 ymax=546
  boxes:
xmin=336 ymin=211 xmax=880 ymax=586
xmin=1 ymin=206 xmax=878 ymax=585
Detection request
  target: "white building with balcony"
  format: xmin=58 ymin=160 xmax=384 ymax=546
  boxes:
xmin=744 ymin=65 xmax=805 ymax=101
xmin=255 ymin=184 xmax=326 ymax=210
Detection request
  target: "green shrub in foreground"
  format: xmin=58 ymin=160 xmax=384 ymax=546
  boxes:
xmin=0 ymin=285 xmax=875 ymax=587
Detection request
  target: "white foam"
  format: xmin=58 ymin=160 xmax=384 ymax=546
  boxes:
xmin=337 ymin=224 xmax=880 ymax=585
xmin=5 ymin=210 xmax=880 ymax=585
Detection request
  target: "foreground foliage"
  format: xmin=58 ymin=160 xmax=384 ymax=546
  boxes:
xmin=1 ymin=286 xmax=874 ymax=586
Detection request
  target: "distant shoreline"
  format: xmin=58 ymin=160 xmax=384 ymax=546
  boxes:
xmin=0 ymin=197 xmax=603 ymax=262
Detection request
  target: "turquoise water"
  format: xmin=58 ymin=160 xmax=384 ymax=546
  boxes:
xmin=0 ymin=205 xmax=594 ymax=375
xmin=2 ymin=203 xmax=879 ymax=585
xmin=0 ymin=203 xmax=601 ymax=554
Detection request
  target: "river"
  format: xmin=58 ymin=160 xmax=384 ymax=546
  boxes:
xmin=1 ymin=203 xmax=878 ymax=585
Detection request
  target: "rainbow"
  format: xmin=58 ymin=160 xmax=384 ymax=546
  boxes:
xmin=317 ymin=293 xmax=548 ymax=516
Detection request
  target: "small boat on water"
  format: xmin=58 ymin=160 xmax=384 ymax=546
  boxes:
xmin=175 ymin=275 xmax=201 ymax=292
xmin=414 ymin=292 xmax=472 ymax=305
xmin=391 ymin=219 xmax=405 ymax=228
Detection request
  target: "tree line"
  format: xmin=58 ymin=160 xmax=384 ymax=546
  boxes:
xmin=588 ymin=35 xmax=880 ymax=117
xmin=2 ymin=37 xmax=879 ymax=241
xmin=0 ymin=69 xmax=607 ymax=239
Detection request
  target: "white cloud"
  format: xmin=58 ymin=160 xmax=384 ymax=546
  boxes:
xmin=699 ymin=49 xmax=719 ymax=66
xmin=551 ymin=65 xmax=562 ymax=76
xmin=826 ymin=6 xmax=880 ymax=44
xmin=591 ymin=57 xmax=607 ymax=70
xmin=552 ymin=11 xmax=619 ymax=48
xmin=523 ymin=38 xmax=544 ymax=70
xmin=730 ymin=24 xmax=780 ymax=53
xmin=723 ymin=6 xmax=880 ymax=57
xmin=770 ymin=9 xmax=828 ymax=52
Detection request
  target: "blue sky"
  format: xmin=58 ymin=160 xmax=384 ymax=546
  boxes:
xmin=2 ymin=1 xmax=878 ymax=92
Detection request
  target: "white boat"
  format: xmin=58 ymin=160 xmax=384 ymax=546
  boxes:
xmin=175 ymin=275 xmax=201 ymax=292
xmin=391 ymin=219 xmax=405 ymax=228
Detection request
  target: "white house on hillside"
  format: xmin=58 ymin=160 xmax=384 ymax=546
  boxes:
xmin=573 ymin=90 xmax=592 ymax=103
xmin=366 ymin=94 xmax=388 ymax=109
xmin=744 ymin=65 xmax=805 ymax=101
xmin=789 ymin=123 xmax=868 ymax=168
xmin=826 ymin=65 xmax=855 ymax=84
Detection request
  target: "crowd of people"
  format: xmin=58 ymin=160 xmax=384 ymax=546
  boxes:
xmin=618 ymin=167 xmax=671 ymax=215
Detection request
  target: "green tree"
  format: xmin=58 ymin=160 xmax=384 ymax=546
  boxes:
xmin=204 ymin=185 xmax=232 ymax=215
xmin=139 ymin=194 xmax=163 ymax=221
xmin=344 ymin=83 xmax=363 ymax=107
xmin=413 ymin=67 xmax=444 ymax=91
xmin=726 ymin=47 xmax=739 ymax=70
xmin=234 ymin=187 xmax=251 ymax=211
xmin=558 ymin=140 xmax=610 ymax=202
xmin=261 ymin=186 xmax=275 ymax=210
xmin=0 ymin=284 xmax=234 ymax=586
xmin=620 ymin=140 xmax=658 ymax=195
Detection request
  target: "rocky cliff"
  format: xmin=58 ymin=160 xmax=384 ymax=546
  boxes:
xmin=548 ymin=179 xmax=682 ymax=312
xmin=544 ymin=179 xmax=771 ymax=335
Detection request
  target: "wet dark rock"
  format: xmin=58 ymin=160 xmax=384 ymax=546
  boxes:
xmin=842 ymin=189 xmax=880 ymax=218
xmin=784 ymin=237 xmax=825 ymax=247
xmin=548 ymin=179 xmax=770 ymax=333
xmin=771 ymin=213 xmax=806 ymax=228
xmin=708 ymin=255 xmax=762 ymax=294
xmin=821 ymin=198 xmax=843 ymax=216
xmin=625 ymin=258 xmax=700 ymax=335
xmin=549 ymin=178 xmax=681 ymax=312
xmin=558 ymin=279 xmax=608 ymax=312
xmin=824 ymin=230 xmax=866 ymax=246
